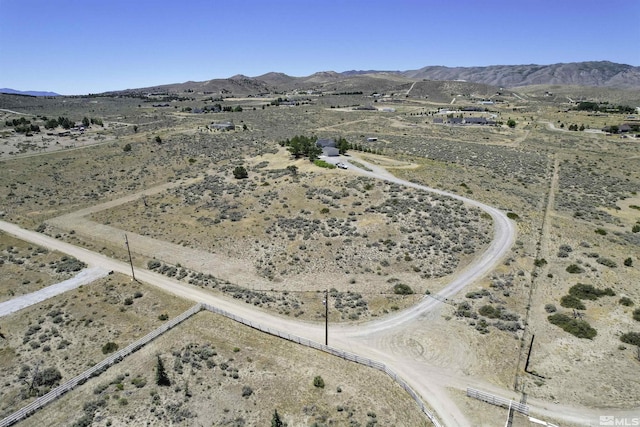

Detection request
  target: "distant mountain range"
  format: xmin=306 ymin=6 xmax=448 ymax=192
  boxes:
xmin=0 ymin=88 xmax=60 ymax=97
xmin=3 ymin=61 xmax=638 ymax=97
xmin=110 ymin=61 xmax=639 ymax=97
xmin=401 ymin=61 xmax=640 ymax=88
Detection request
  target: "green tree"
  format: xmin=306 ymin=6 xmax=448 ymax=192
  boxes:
xmin=272 ymin=410 xmax=283 ymax=427
xmin=58 ymin=116 xmax=72 ymax=129
xmin=306 ymin=144 xmax=322 ymax=161
xmin=123 ymin=143 xmax=132 ymax=152
xmin=313 ymin=376 xmax=325 ymax=388
xmin=287 ymin=138 xmax=303 ymax=158
xmin=286 ymin=165 xmax=298 ymax=176
xmin=102 ymin=342 xmax=118 ymax=354
xmin=44 ymin=119 xmax=58 ymax=129
xmin=337 ymin=137 xmax=349 ymax=155
xmin=154 ymin=135 xmax=162 ymax=143
xmin=233 ymin=166 xmax=248 ymax=179
xmin=34 ymin=367 xmax=62 ymax=388
xmin=156 ymin=355 xmax=171 ymax=386
xmin=507 ymin=119 xmax=516 ymax=128
xmin=82 ymin=117 xmax=90 ymax=127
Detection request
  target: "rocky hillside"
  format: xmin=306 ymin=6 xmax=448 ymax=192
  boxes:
xmin=100 ymin=61 xmax=640 ymax=96
xmin=402 ymin=61 xmax=640 ymax=88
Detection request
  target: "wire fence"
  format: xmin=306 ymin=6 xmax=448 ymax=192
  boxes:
xmin=200 ymin=303 xmax=443 ymax=427
xmin=1 ymin=302 xmax=442 ymax=427
xmin=0 ymin=304 xmax=203 ymax=427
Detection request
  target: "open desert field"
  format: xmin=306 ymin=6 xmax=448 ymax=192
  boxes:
xmin=1 ymin=81 xmax=639 ymax=426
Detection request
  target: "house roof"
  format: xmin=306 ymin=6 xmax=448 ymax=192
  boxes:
xmin=316 ymin=138 xmax=336 ymax=148
xmin=464 ymin=117 xmax=488 ymax=124
xmin=322 ymin=147 xmax=339 ymax=157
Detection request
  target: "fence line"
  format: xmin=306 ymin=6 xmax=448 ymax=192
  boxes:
xmin=466 ymin=387 xmax=529 ymax=415
xmin=0 ymin=304 xmax=203 ymax=427
xmin=199 ymin=303 xmax=443 ymax=427
xmin=2 ymin=302 xmax=443 ymax=427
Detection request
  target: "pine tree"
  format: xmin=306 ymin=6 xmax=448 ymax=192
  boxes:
xmin=156 ymin=355 xmax=170 ymax=386
xmin=271 ymin=409 xmax=283 ymax=427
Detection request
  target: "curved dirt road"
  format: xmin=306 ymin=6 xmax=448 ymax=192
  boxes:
xmin=0 ymin=156 xmax=514 ymax=426
xmin=3 ymin=158 xmax=631 ymax=425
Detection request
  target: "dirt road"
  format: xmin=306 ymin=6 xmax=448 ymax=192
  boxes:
xmin=2 ymin=158 xmax=633 ymax=426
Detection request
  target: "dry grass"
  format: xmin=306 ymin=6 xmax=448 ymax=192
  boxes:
xmin=1 ymin=85 xmax=640 ymax=424
xmin=0 ymin=232 xmax=80 ymax=302
xmin=20 ymin=310 xmax=430 ymax=427
xmin=0 ymin=273 xmax=193 ymax=418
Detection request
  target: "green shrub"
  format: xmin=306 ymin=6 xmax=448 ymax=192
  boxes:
xmin=560 ymin=295 xmax=586 ymax=310
xmin=158 ymin=313 xmax=169 ymax=321
xmin=544 ymin=304 xmax=557 ymax=313
xmin=233 ymin=166 xmax=248 ymax=179
xmin=632 ymin=224 xmax=640 ymax=233
xmin=566 ymin=264 xmax=584 ymax=274
xmin=148 ymin=260 xmax=161 ymax=270
xmin=596 ymin=257 xmax=617 ymax=268
xmin=548 ymin=313 xmax=597 ymax=339
xmin=313 ymin=160 xmax=336 ymax=169
xmin=620 ymin=332 xmax=640 ymax=346
xmin=313 ymin=376 xmax=325 ymax=388
xmin=633 ymin=309 xmax=640 ymax=322
xmin=478 ymin=305 xmax=499 ymax=318
xmin=619 ymin=297 xmax=634 ymax=306
xmin=506 ymin=212 xmax=519 ymax=220
xmin=102 ymin=342 xmax=118 ymax=354
xmin=34 ymin=367 xmax=62 ymax=387
xmin=594 ymin=228 xmax=607 ymax=235
xmin=623 ymin=257 xmax=633 ymax=267
xmin=569 ymin=283 xmax=615 ymax=300
xmin=131 ymin=377 xmax=147 ymax=388
xmin=393 ymin=283 xmax=414 ymax=295
xmin=534 ymin=258 xmax=547 ymax=267
xmin=466 ymin=289 xmax=490 ymax=299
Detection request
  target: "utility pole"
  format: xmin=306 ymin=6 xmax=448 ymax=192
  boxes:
xmin=124 ymin=234 xmax=135 ymax=281
xmin=324 ymin=289 xmax=329 ymax=346
xmin=524 ymin=335 xmax=535 ymax=373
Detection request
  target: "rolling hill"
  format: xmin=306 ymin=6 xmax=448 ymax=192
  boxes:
xmin=402 ymin=61 xmax=640 ymax=88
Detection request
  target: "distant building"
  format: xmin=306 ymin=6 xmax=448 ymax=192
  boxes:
xmin=209 ymin=121 xmax=235 ymax=131
xmin=322 ymin=147 xmax=340 ymax=157
xmin=316 ymin=138 xmax=336 ymax=148
xmin=463 ymin=117 xmax=488 ymax=125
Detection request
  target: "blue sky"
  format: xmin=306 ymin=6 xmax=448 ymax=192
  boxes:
xmin=1 ymin=0 xmax=639 ymax=95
